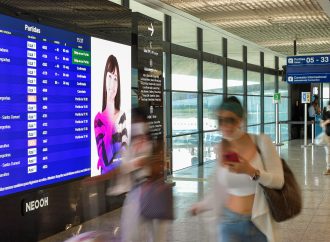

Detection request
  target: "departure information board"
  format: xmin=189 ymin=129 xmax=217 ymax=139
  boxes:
xmin=0 ymin=13 xmax=91 ymax=196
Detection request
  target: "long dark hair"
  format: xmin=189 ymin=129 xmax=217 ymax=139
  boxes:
xmin=102 ymin=55 xmax=121 ymax=111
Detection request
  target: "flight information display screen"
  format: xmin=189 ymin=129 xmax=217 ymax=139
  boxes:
xmin=0 ymin=13 xmax=92 ymax=196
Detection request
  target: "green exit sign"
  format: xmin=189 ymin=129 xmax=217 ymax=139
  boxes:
xmin=273 ymin=93 xmax=281 ymax=103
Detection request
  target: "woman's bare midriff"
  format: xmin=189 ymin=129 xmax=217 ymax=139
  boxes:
xmin=226 ymin=194 xmax=255 ymax=215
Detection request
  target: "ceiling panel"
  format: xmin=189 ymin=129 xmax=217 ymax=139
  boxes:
xmin=0 ymin=0 xmax=132 ymax=43
xmin=161 ymin=0 xmax=330 ymax=55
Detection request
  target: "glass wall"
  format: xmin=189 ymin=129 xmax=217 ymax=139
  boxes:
xmin=203 ymin=61 xmax=223 ymax=164
xmin=279 ymin=57 xmax=286 ymax=68
xmin=323 ymin=83 xmax=330 ymax=107
xmin=228 ymin=67 xmax=243 ymax=95
xmin=172 ymin=55 xmax=197 ymax=91
xmin=264 ymin=52 xmax=275 ymax=68
xmin=130 ymin=0 xmax=164 ymax=23
xmin=278 ymin=79 xmax=289 ymax=140
xmin=109 ymin=0 xmax=121 ymax=5
xmin=172 ymin=92 xmax=198 ymax=135
xmin=172 ymin=134 xmax=199 ymax=170
xmin=264 ymin=74 xmax=276 ymax=138
xmin=247 ymin=71 xmax=261 ymax=127
xmin=203 ymin=94 xmax=222 ymax=131
xmin=203 ymin=29 xmax=222 ymax=56
xmin=264 ymin=123 xmax=275 ymax=140
xmin=247 ymin=46 xmax=260 ymax=66
xmin=203 ymin=62 xmax=223 ymax=93
xmin=128 ymin=0 xmax=289 ymax=172
xmin=204 ymin=131 xmax=221 ymax=163
xmin=227 ymin=37 xmax=243 ymax=61
xmin=171 ymin=55 xmax=198 ymax=170
xmin=172 ymin=16 xmax=197 ymax=49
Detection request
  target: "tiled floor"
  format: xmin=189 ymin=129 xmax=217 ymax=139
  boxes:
xmin=41 ymin=139 xmax=330 ymax=242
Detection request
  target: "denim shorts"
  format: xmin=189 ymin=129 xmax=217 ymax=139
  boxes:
xmin=219 ymin=208 xmax=267 ymax=242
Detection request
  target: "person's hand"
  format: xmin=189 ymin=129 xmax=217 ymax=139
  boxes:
xmin=131 ymin=156 xmax=147 ymax=168
xmin=189 ymin=203 xmax=203 ymax=216
xmin=224 ymin=155 xmax=255 ymax=175
xmin=324 ymin=119 xmax=330 ymax=125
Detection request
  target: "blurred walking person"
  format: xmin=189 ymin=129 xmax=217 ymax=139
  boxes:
xmin=316 ymin=101 xmax=330 ymax=175
xmin=119 ymin=107 xmax=172 ymax=242
xmin=190 ymin=96 xmax=284 ymax=242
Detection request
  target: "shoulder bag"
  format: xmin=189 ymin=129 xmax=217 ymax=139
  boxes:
xmin=256 ymin=136 xmax=302 ymax=222
xmin=140 ymin=179 xmax=174 ymax=220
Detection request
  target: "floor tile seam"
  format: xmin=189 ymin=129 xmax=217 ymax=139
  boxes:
xmin=301 ymin=193 xmax=325 ymax=238
xmin=298 ymin=173 xmax=328 ymax=237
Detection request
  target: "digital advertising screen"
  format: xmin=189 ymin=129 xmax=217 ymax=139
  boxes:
xmin=90 ymin=37 xmax=131 ymax=177
xmin=0 ymin=13 xmax=131 ymax=196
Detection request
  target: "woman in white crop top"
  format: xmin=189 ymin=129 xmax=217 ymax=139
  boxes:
xmin=190 ymin=96 xmax=284 ymax=242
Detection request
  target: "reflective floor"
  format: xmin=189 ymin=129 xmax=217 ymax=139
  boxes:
xmin=41 ymin=139 xmax=330 ymax=242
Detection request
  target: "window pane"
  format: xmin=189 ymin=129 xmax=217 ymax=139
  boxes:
xmin=172 ymin=16 xmax=197 ymax=49
xmin=278 ymin=80 xmax=289 ymax=96
xmin=172 ymin=134 xmax=199 ymax=171
xmin=172 ymin=55 xmax=197 ymax=91
xmin=203 ymin=62 xmax=223 ymax=93
xmin=279 ymin=97 xmax=288 ymax=121
xmin=163 ymin=52 xmax=166 ymax=88
xmin=280 ymin=124 xmax=289 ymax=142
xmin=247 ymin=71 xmax=260 ymax=95
xmin=323 ymin=83 xmax=330 ymax=99
xmin=203 ymin=94 xmax=223 ymax=131
xmin=264 ymin=96 xmax=275 ymax=123
xmin=279 ymin=57 xmax=286 ymax=70
xmin=109 ymin=0 xmax=121 ymax=5
xmin=323 ymin=98 xmax=330 ymax=108
xmin=228 ymin=67 xmax=243 ymax=95
xmin=247 ymin=125 xmax=261 ymax=134
xmin=130 ymin=0 xmax=164 ymax=23
xmin=172 ymin=92 xmax=198 ymax=135
xmin=203 ymin=29 xmax=222 ymax=56
xmin=264 ymin=124 xmax=275 ymax=141
xmin=247 ymin=96 xmax=261 ymax=126
xmin=247 ymin=46 xmax=260 ymax=65
xmin=132 ymin=89 xmax=138 ymax=107
xmin=204 ymin=131 xmax=221 ymax=163
xmin=132 ymin=68 xmax=138 ymax=88
xmin=228 ymin=37 xmax=242 ymax=62
xmin=235 ymin=95 xmax=244 ymax=105
xmin=264 ymin=74 xmax=275 ymax=96
xmin=264 ymin=52 xmax=275 ymax=68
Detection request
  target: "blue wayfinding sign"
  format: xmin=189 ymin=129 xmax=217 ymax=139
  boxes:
xmin=286 ymin=55 xmax=330 ymax=84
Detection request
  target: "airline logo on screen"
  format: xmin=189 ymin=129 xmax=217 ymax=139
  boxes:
xmin=23 ymin=196 xmax=49 ymax=214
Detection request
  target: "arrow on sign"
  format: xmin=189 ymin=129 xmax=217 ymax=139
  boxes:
xmin=148 ymin=23 xmax=154 ymax=36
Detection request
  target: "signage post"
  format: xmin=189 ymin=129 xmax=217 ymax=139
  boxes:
xmin=273 ymin=93 xmax=283 ymax=146
xmin=133 ymin=13 xmax=166 ymax=179
xmin=301 ymin=92 xmax=311 ymax=147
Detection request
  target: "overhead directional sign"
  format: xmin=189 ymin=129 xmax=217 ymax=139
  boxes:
xmin=286 ymin=55 xmax=330 ymax=84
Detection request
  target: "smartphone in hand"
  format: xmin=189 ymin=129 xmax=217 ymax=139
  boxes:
xmin=223 ymin=152 xmax=240 ymax=162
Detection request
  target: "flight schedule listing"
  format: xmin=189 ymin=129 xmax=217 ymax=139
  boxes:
xmin=0 ymin=13 xmax=91 ymax=196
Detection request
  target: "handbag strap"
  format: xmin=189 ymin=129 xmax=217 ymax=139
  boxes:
xmin=254 ymin=135 xmax=266 ymax=170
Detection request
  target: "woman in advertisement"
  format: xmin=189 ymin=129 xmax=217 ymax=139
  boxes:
xmin=94 ymin=55 xmax=128 ymax=174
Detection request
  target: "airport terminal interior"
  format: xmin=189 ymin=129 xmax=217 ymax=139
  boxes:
xmin=1 ymin=0 xmax=330 ymax=241
xmin=41 ymin=140 xmax=330 ymax=242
